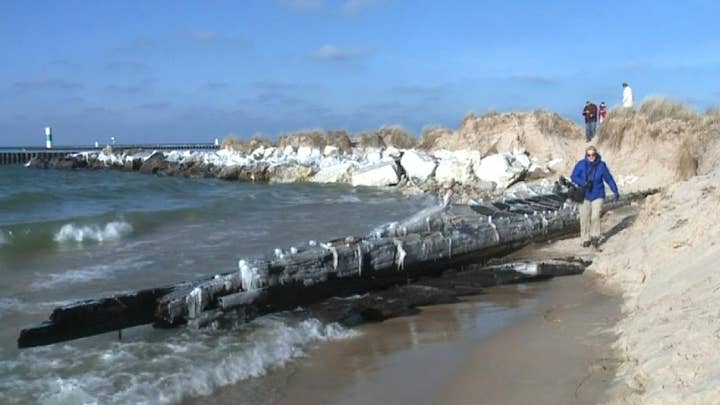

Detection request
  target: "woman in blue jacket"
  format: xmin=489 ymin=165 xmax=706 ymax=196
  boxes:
xmin=571 ymin=145 xmax=620 ymax=248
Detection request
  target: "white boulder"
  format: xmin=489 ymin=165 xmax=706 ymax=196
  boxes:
xmin=296 ymin=146 xmax=322 ymax=165
xmin=262 ymin=147 xmax=277 ymax=159
xmin=323 ymin=145 xmax=339 ymax=157
xmin=400 ymin=150 xmax=437 ymax=182
xmin=434 ymin=150 xmax=481 ymax=184
xmin=310 ymin=162 xmax=355 ymax=184
xmin=383 ymin=146 xmax=402 ymax=160
xmin=474 ymin=154 xmax=526 ymax=189
xmin=251 ymin=146 xmax=265 ymax=160
xmin=282 ymin=145 xmax=295 ymax=158
xmin=364 ymin=149 xmax=383 ymax=164
xmin=351 ymin=162 xmax=399 ymax=187
xmin=513 ymin=152 xmax=531 ymax=169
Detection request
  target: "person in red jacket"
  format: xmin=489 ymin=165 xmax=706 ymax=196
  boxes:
xmin=582 ymin=101 xmax=598 ymax=141
xmin=599 ymin=101 xmax=607 ymax=123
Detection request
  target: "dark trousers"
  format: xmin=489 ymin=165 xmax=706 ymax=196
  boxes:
xmin=585 ymin=121 xmax=597 ymax=142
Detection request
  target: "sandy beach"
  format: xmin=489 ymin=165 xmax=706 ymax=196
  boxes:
xmin=197 ymin=222 xmax=629 ymax=405
xmin=198 ymin=272 xmax=620 ymax=405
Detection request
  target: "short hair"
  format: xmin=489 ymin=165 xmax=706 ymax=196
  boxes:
xmin=586 ymin=145 xmax=598 ymax=154
xmin=622 ymin=82 xmax=629 ymax=87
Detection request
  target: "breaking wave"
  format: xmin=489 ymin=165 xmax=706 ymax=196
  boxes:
xmin=0 ymin=316 xmax=358 ymax=404
xmin=53 ymin=221 xmax=133 ymax=243
xmin=0 ymin=297 xmax=23 ymax=319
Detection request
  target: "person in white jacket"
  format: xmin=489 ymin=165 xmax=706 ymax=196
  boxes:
xmin=622 ymin=82 xmax=634 ymax=107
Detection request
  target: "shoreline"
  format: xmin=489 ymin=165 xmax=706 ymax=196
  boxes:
xmin=196 ymin=273 xmax=620 ymax=405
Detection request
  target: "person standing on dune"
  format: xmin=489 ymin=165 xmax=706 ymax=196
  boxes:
xmin=599 ymin=101 xmax=607 ymax=123
xmin=622 ymin=83 xmax=634 ymax=107
xmin=582 ymin=101 xmax=599 ymax=142
xmin=571 ymin=145 xmax=620 ymax=249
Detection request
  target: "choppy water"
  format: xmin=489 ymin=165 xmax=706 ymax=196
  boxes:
xmin=0 ymin=166 xmax=434 ymax=404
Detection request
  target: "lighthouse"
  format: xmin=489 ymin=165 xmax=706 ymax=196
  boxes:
xmin=45 ymin=127 xmax=53 ymax=149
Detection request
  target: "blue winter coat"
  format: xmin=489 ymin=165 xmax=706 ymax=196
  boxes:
xmin=570 ymin=154 xmax=619 ymax=201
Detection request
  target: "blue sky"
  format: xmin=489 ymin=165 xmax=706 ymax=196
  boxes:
xmin=1 ymin=0 xmax=719 ymax=146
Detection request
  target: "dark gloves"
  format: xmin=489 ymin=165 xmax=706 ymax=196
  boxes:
xmin=614 ymin=194 xmax=620 ymax=202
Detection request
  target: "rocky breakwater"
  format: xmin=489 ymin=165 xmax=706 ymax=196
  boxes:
xmin=26 ymin=112 xmax=583 ymax=202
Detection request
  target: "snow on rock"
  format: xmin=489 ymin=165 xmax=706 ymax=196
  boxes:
xmin=364 ymin=149 xmax=383 ymax=164
xmin=351 ymin=162 xmax=399 ymax=187
xmin=297 ymin=146 xmax=322 ymax=165
xmin=434 ymin=150 xmax=480 ymax=184
xmin=263 ymin=147 xmax=278 ymax=159
xmin=323 ymin=145 xmax=339 ymax=157
xmin=383 ymin=146 xmax=402 ymax=160
xmin=513 ymin=151 xmax=531 ymax=169
xmin=310 ymin=162 xmax=355 ymax=184
xmin=282 ymin=145 xmax=295 ymax=158
xmin=96 ymin=151 xmax=124 ymax=166
xmin=547 ymin=158 xmax=564 ymax=171
xmin=400 ymin=150 xmax=437 ymax=182
xmin=250 ymin=146 xmax=269 ymax=160
xmin=474 ymin=153 xmax=526 ymax=190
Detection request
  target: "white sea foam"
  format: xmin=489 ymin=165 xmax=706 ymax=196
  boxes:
xmin=31 ymin=258 xmax=153 ymax=290
xmin=53 ymin=221 xmax=133 ymax=243
xmin=0 ymin=297 xmax=23 ymax=319
xmin=0 ymin=316 xmax=357 ymax=404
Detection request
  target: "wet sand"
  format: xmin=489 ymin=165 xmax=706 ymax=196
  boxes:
xmin=203 ymin=272 xmax=620 ymax=405
xmin=441 ymin=274 xmax=621 ymax=405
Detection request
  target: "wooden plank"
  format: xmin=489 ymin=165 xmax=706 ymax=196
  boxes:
xmin=17 ymin=189 xmax=658 ymax=348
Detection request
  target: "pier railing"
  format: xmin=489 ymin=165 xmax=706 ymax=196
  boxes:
xmin=0 ymin=143 xmax=218 ymax=166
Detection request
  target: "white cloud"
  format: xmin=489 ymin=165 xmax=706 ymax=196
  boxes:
xmin=311 ymin=44 xmax=371 ymax=61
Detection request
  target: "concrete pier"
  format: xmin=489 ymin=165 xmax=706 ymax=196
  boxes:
xmin=0 ymin=143 xmax=218 ymax=166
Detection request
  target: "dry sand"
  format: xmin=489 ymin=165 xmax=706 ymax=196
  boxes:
xmin=590 ymin=170 xmax=720 ymax=404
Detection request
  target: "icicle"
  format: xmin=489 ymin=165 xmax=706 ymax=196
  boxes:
xmin=186 ymin=287 xmax=203 ymax=319
xmin=540 ymin=213 xmax=549 ymax=228
xmin=490 ymin=222 xmax=500 ymax=242
xmin=394 ymin=239 xmax=407 ymax=270
xmin=356 ymin=244 xmax=363 ymax=276
xmin=320 ymin=243 xmax=339 ymax=270
xmin=426 ymin=217 xmax=431 ymax=232
xmin=239 ymin=259 xmax=260 ymax=291
xmin=447 ymin=237 xmax=453 ymax=259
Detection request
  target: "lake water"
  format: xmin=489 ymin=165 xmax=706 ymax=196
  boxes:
xmin=0 ymin=166 xmax=435 ymax=404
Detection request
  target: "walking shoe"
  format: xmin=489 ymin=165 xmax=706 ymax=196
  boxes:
xmin=582 ymin=241 xmax=591 ymax=248
xmin=591 ymin=238 xmax=600 ymax=248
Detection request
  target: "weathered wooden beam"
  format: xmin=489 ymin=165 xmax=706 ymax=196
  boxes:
xmin=17 ymin=286 xmax=175 ymax=348
xmin=17 ymin=189 xmax=657 ymax=348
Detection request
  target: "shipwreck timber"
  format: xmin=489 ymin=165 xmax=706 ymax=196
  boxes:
xmin=17 ymin=188 xmax=657 ymax=348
